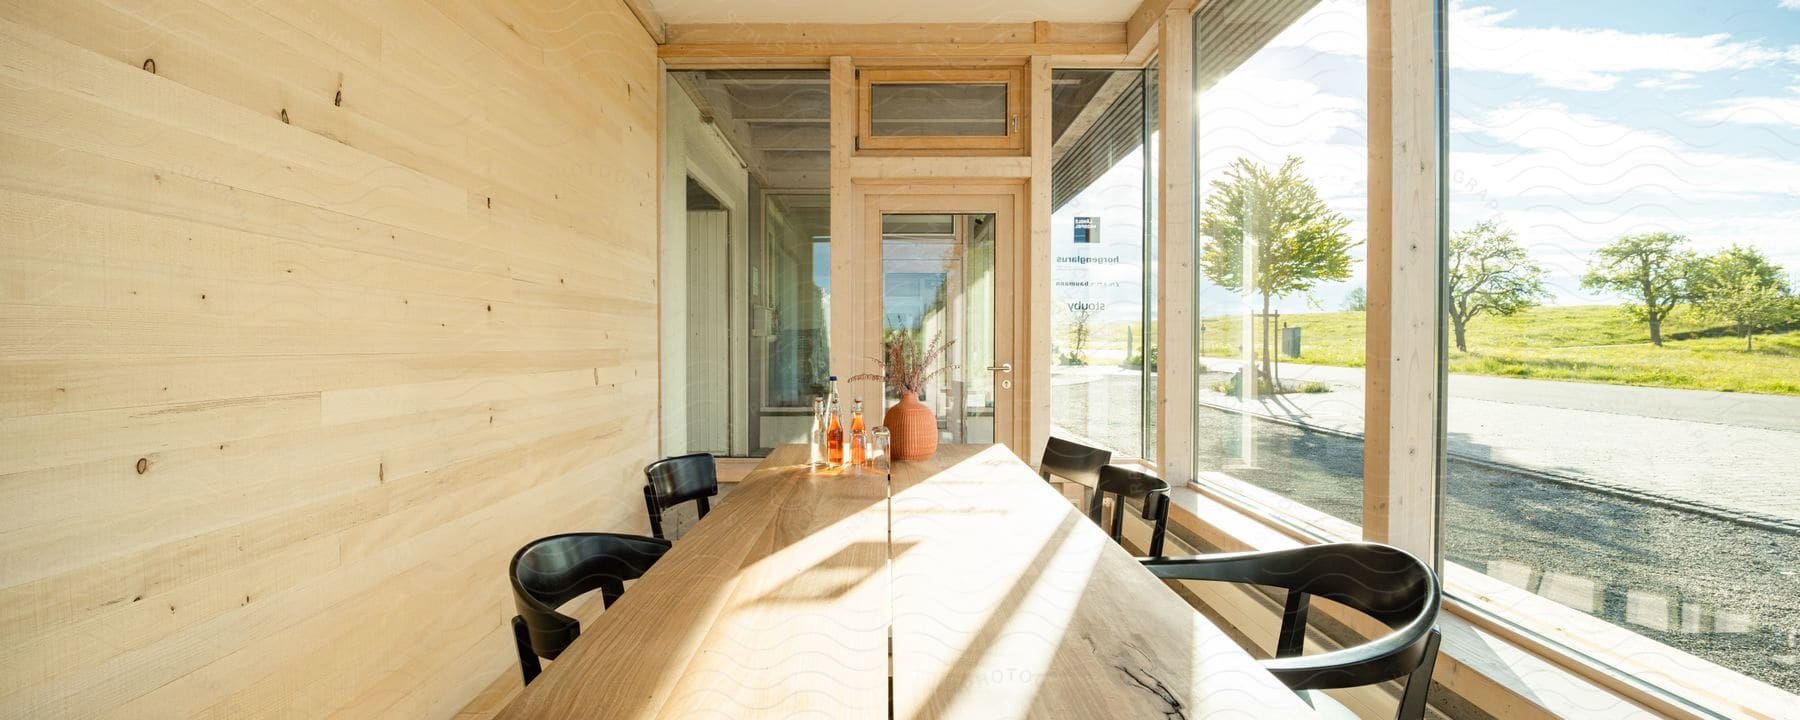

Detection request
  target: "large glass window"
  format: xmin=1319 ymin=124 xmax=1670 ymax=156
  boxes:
xmin=1190 ymin=0 xmax=1369 ymax=534
xmin=662 ymin=70 xmax=831 ymax=457
xmin=1048 ymin=69 xmax=1158 ymax=459
xmin=1446 ymin=0 xmax=1800 ymax=695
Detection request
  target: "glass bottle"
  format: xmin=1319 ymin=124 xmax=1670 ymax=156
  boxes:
xmin=826 ymin=396 xmax=844 ymax=466
xmin=808 ymin=397 xmax=826 ymax=467
xmin=849 ymin=398 xmax=867 ymax=466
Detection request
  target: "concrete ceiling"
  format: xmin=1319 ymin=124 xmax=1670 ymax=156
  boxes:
xmin=649 ymin=0 xmax=1143 ymax=25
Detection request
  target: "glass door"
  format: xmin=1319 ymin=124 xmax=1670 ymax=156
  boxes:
xmin=880 ymin=214 xmax=999 ymax=444
xmin=851 ymin=190 xmax=1020 ymax=454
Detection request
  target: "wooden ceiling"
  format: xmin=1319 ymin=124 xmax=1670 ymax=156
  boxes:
xmin=647 ymin=0 xmax=1142 ymax=25
xmin=672 ymin=70 xmax=1132 ymax=193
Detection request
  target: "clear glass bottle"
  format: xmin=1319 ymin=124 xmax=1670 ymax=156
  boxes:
xmin=808 ymin=397 xmax=826 ymax=467
xmin=849 ymin=398 xmax=867 ymax=466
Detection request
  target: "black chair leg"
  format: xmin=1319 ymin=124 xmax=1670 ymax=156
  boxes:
xmin=1275 ymin=591 xmax=1311 ymax=659
xmin=512 ymin=616 xmax=542 ymax=686
xmin=600 ymin=578 xmax=627 ymax=608
xmin=1395 ymin=628 xmax=1441 ymax=720
xmin=643 ymin=485 xmax=665 ymax=540
xmin=1146 ymin=493 xmax=1169 ymax=558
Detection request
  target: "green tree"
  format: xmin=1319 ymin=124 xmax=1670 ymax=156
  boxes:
xmin=1199 ymin=156 xmax=1356 ymax=386
xmin=1581 ymin=232 xmax=1695 ymax=346
xmin=1689 ymin=245 xmax=1795 ymax=351
xmin=1341 ymin=287 xmax=1367 ymax=312
xmin=1447 ymin=221 xmax=1548 ymax=352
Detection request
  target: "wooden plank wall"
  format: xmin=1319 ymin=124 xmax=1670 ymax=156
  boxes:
xmin=0 ymin=0 xmax=660 ymax=716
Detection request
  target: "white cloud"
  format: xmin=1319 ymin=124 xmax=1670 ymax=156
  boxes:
xmin=1452 ymin=4 xmax=1796 ymax=91
xmin=1782 ymin=0 xmax=1800 ymax=11
xmin=1452 ymin=100 xmax=1800 ymax=202
xmin=1633 ymin=73 xmax=1700 ymax=92
xmin=1689 ymin=96 xmax=1800 ymax=128
xmin=1198 ymin=75 xmax=1368 ymax=213
xmin=1267 ymin=0 xmax=1799 ymax=91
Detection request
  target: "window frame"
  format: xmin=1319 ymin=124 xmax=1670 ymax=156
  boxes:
xmin=856 ymin=67 xmax=1026 ymax=153
xmin=1163 ymin=0 xmax=1795 ymax=716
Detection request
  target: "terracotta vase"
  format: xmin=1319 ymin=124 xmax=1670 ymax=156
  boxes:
xmin=883 ymin=392 xmax=939 ymax=461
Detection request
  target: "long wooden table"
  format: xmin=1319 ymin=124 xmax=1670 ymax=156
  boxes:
xmin=499 ymin=444 xmax=1314 ymax=718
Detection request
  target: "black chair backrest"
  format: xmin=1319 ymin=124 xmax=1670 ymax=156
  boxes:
xmin=1141 ymin=542 xmax=1443 ymax=720
xmin=1039 ymin=436 xmax=1112 ymax=489
xmin=1088 ymin=465 xmax=1170 ymax=557
xmin=643 ymin=453 xmax=719 ymax=540
xmin=509 ymin=532 xmax=671 ymax=684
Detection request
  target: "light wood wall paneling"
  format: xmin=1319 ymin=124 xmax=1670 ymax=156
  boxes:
xmin=0 ymin=0 xmax=661 ymax=716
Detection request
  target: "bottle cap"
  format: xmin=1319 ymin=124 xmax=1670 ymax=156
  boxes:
xmin=854 ymin=397 xmax=862 ymax=403
xmin=829 ymin=375 xmax=838 ymax=380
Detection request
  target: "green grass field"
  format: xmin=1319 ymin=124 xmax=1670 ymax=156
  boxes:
xmin=1181 ymin=305 xmax=1800 ymax=395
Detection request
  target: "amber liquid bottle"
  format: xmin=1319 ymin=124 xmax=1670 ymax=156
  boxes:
xmin=826 ymin=397 xmax=844 ymax=466
xmin=849 ymin=399 xmax=867 ymax=466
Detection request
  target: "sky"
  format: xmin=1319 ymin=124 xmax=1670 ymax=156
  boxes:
xmin=1177 ymin=0 xmax=1800 ymax=312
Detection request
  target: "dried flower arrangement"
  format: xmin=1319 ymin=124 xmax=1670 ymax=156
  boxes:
xmin=848 ymin=330 xmax=956 ymax=398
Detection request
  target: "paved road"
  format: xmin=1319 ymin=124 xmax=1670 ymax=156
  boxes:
xmin=1194 ymin=359 xmax=1800 ymax=524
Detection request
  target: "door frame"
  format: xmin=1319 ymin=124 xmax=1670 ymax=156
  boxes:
xmin=839 ymin=182 xmax=1030 ymax=455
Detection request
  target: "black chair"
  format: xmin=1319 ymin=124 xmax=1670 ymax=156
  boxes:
xmin=509 ymin=532 xmax=671 ymax=685
xmin=1089 ymin=465 xmax=1170 ymax=557
xmin=1039 ymin=436 xmax=1112 ymax=489
xmin=1141 ymin=543 xmax=1443 ymax=720
xmin=643 ymin=453 xmax=719 ymax=540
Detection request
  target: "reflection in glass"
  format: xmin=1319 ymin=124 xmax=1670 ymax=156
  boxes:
xmin=664 ymin=70 xmax=831 ymax=457
xmin=881 ymin=214 xmax=996 ymax=444
xmin=869 ymin=83 xmax=1009 ymax=137
xmin=1047 ymin=68 xmax=1157 ymax=459
xmin=1190 ymin=0 xmax=1368 ymax=532
xmin=756 ymin=194 xmax=831 ymax=412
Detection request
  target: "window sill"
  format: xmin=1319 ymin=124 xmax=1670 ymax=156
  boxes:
xmin=1154 ymin=479 xmax=1798 ymax=720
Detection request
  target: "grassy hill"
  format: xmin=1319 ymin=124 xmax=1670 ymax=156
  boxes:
xmin=1187 ymin=305 xmax=1800 ymax=396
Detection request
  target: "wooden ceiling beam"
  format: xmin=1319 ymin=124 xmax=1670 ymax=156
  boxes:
xmin=1124 ymin=0 xmax=1200 ymax=64
xmin=661 ymin=42 xmax=1127 ymax=62
xmin=659 ymin=21 xmax=1129 ymax=65
xmin=665 ymin=22 xmax=1124 ymax=45
xmin=622 ymin=0 xmax=667 ymax=44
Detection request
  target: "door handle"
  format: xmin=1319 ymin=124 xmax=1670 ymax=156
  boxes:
xmin=987 ymin=363 xmax=1013 ymax=373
